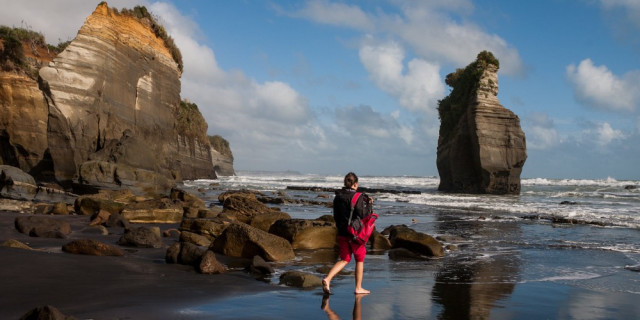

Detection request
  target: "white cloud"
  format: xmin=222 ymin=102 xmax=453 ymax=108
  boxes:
xmin=359 ymin=40 xmax=445 ymax=115
xmin=150 ymin=2 xmax=314 ymax=131
xmin=567 ymin=59 xmax=640 ymax=112
xmin=286 ymin=0 xmax=374 ymax=31
xmin=287 ymin=0 xmax=524 ymax=76
xmin=581 ymin=122 xmax=626 ymax=147
xmin=0 ymin=0 xmax=136 ymax=44
xmin=383 ymin=1 xmax=524 ymax=76
xmin=524 ymin=112 xmax=560 ymax=150
xmin=598 ymin=0 xmax=640 ymax=27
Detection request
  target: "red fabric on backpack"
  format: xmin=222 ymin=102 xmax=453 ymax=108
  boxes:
xmin=347 ymin=192 xmax=378 ymax=245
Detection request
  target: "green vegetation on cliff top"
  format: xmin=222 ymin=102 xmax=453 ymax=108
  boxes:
xmin=176 ymin=99 xmax=209 ymax=145
xmin=437 ymin=50 xmax=499 ymax=141
xmin=113 ymin=4 xmax=184 ymax=73
xmin=209 ymin=135 xmax=233 ymax=158
xmin=0 ymin=26 xmax=68 ymax=78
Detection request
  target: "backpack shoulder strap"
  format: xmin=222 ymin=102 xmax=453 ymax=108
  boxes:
xmin=348 ymin=192 xmax=362 ymax=224
xmin=350 ymin=192 xmax=362 ymax=209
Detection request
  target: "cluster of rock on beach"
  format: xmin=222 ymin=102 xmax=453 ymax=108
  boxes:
xmin=1 ymin=165 xmax=453 ymax=319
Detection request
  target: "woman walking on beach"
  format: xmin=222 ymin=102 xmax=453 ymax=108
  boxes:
xmin=323 ymin=172 xmax=372 ymax=295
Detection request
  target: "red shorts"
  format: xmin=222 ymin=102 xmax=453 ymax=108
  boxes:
xmin=337 ymin=235 xmax=366 ymax=262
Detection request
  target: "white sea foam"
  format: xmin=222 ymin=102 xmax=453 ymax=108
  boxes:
xmin=185 ymin=173 xmax=640 ymax=228
xmin=524 ymin=270 xmax=603 ymax=283
xmin=522 ymin=177 xmax=638 ymax=188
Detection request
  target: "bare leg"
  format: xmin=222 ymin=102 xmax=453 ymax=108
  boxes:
xmin=354 ymin=261 xmax=370 ymax=294
xmin=323 ymin=260 xmax=349 ymax=294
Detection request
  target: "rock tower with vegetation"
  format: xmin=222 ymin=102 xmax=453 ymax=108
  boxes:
xmin=436 ymin=51 xmax=527 ymax=195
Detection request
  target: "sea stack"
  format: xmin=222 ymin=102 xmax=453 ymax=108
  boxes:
xmin=436 ymin=51 xmax=527 ymax=195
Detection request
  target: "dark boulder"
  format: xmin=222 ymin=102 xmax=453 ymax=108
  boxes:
xmin=180 ymin=217 xmax=233 ymax=239
xmin=180 ymin=231 xmax=212 ymax=247
xmin=279 ymin=271 xmax=322 ymax=288
xmin=387 ymin=225 xmax=444 ymax=257
xmin=165 ymin=242 xmax=181 ymax=264
xmin=51 ymin=202 xmax=70 ymax=215
xmin=268 ymin=219 xmax=336 ymax=249
xmin=165 ymin=241 xmax=208 ymax=267
xmin=19 ymin=305 xmax=77 ymax=320
xmin=74 ymin=195 xmax=125 ymax=216
xmin=0 ymin=165 xmax=38 ymax=200
xmin=220 ymin=193 xmax=275 ymax=223
xmin=211 ymin=223 xmax=295 ymax=262
xmin=2 ymin=239 xmax=33 ymax=250
xmin=369 ymin=229 xmax=392 ymax=251
xmin=198 ymin=250 xmax=226 ymax=274
xmin=117 ymin=226 xmax=163 ymax=248
xmin=249 ymin=211 xmax=291 ymax=232
xmin=179 ymin=242 xmax=206 ymax=266
xmin=15 ymin=216 xmax=71 ymax=238
xmin=62 ymin=239 xmax=124 ymax=256
xmin=247 ymin=255 xmax=274 ymax=276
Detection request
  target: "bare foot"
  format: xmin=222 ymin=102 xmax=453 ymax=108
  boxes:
xmin=322 ymin=278 xmax=331 ymax=295
xmin=354 ymin=288 xmax=370 ymax=295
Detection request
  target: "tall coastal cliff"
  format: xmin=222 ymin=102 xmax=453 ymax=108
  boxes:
xmin=436 ymin=51 xmax=527 ymax=195
xmin=0 ymin=3 xmax=234 ymax=195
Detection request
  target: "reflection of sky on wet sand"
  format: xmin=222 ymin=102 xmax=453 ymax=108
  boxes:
xmin=430 ymin=213 xmax=521 ymax=319
xmin=564 ymin=289 xmax=640 ymax=320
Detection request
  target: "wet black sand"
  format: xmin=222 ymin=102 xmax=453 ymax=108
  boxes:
xmin=0 ymin=211 xmax=273 ymax=319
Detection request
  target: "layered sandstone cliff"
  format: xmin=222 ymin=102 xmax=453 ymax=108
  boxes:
xmin=0 ymin=3 xmax=234 ymax=195
xmin=436 ymin=51 xmax=527 ymax=195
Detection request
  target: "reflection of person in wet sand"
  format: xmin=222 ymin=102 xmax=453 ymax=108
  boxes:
xmin=321 ymin=294 xmax=365 ymax=320
xmin=323 ymin=172 xmax=372 ymax=295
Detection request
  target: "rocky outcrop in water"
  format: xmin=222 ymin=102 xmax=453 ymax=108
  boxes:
xmin=209 ymin=135 xmax=235 ymax=176
xmin=0 ymin=3 xmax=235 ymax=195
xmin=436 ymin=51 xmax=527 ymax=195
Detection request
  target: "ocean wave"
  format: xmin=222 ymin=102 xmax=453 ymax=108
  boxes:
xmin=522 ymin=177 xmax=638 ymax=188
xmin=183 ymin=173 xmax=640 ymax=229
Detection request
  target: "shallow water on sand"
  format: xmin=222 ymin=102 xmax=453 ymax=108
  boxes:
xmin=177 ymin=222 xmax=639 ymax=319
xmin=178 ymin=173 xmax=640 ymax=319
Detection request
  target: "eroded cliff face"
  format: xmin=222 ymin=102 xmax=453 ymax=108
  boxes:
xmin=436 ymin=52 xmax=527 ymax=195
xmin=39 ymin=3 xmax=186 ymax=186
xmin=210 ymin=147 xmax=235 ymax=176
xmin=0 ymin=73 xmax=49 ymax=171
xmin=0 ymin=3 xmax=230 ymax=195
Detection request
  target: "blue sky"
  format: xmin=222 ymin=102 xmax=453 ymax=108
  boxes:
xmin=2 ymin=0 xmax=640 ymax=179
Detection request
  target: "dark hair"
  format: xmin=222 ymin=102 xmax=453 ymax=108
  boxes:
xmin=344 ymin=172 xmax=358 ymax=189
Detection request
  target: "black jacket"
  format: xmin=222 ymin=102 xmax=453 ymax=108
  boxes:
xmin=333 ymin=187 xmax=372 ymax=237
